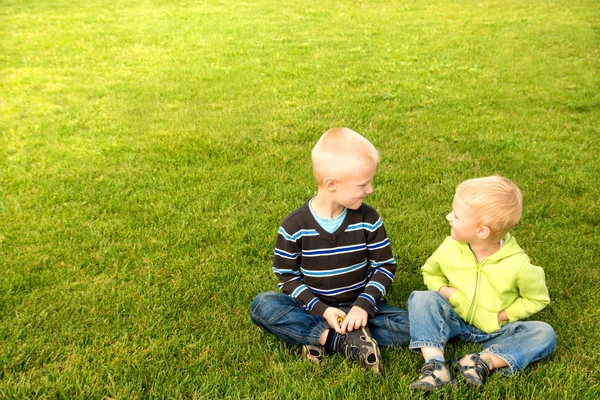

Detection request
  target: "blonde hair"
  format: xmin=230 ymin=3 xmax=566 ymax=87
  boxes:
xmin=311 ymin=128 xmax=379 ymax=184
xmin=456 ymin=176 xmax=523 ymax=240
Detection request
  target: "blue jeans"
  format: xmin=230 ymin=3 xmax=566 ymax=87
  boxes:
xmin=408 ymin=291 xmax=556 ymax=375
xmin=250 ymin=291 xmax=411 ymax=347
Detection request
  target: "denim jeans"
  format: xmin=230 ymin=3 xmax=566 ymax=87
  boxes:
xmin=408 ymin=290 xmax=556 ymax=375
xmin=250 ymin=291 xmax=411 ymax=347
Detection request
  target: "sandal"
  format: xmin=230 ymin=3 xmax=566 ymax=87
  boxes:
xmin=339 ymin=326 xmax=383 ymax=373
xmin=455 ymin=352 xmax=492 ymax=387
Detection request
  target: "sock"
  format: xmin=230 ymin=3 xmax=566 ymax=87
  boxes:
xmin=426 ymin=355 xmax=446 ymax=364
xmin=324 ymin=329 xmax=345 ymax=354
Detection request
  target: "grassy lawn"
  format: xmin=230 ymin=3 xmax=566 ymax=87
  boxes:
xmin=1 ymin=0 xmax=598 ymax=398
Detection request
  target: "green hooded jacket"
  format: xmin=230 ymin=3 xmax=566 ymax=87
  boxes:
xmin=422 ymin=233 xmax=550 ymax=333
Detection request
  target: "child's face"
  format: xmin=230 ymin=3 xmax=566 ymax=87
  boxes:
xmin=446 ymin=194 xmax=480 ymax=242
xmin=333 ymin=162 xmax=377 ymax=210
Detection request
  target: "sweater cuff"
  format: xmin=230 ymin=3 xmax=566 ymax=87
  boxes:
xmin=504 ymin=303 xmax=525 ymax=322
xmin=353 ymin=296 xmax=378 ymax=318
xmin=307 ymin=299 xmax=329 ymax=317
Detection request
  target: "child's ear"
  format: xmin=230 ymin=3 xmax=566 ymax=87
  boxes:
xmin=324 ymin=177 xmax=337 ymax=192
xmin=477 ymin=226 xmax=491 ymax=240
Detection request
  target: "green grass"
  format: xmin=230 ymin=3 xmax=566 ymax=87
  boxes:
xmin=1 ymin=0 xmax=598 ymax=398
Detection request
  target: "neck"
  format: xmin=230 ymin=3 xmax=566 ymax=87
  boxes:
xmin=468 ymin=240 xmax=501 ymax=263
xmin=311 ymin=192 xmax=345 ymax=219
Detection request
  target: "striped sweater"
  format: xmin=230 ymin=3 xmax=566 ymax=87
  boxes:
xmin=272 ymin=199 xmax=397 ymax=317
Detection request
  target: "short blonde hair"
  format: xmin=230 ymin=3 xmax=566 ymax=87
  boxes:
xmin=456 ymin=176 xmax=523 ymax=240
xmin=311 ymin=128 xmax=379 ymax=184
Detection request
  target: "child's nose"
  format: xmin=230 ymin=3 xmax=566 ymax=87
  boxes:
xmin=446 ymin=213 xmax=453 ymax=222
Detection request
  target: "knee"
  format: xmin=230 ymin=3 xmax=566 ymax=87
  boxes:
xmin=251 ymin=292 xmax=267 ymax=311
xmin=250 ymin=292 xmax=269 ymax=327
xmin=408 ymin=290 xmax=442 ymax=308
xmin=518 ymin=321 xmax=557 ymax=357
xmin=250 ymin=291 xmax=275 ymax=315
xmin=250 ymin=291 xmax=289 ymax=323
xmin=535 ymin=321 xmax=557 ymax=350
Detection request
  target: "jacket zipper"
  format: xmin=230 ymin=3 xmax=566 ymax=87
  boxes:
xmin=466 ymin=259 xmax=484 ymax=323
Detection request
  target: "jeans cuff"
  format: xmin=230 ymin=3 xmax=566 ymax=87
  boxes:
xmin=308 ymin=321 xmax=331 ymax=346
xmin=484 ymin=348 xmax=518 ymax=376
xmin=409 ymin=340 xmax=445 ymax=352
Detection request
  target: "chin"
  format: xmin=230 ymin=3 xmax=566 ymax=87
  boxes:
xmin=348 ymin=202 xmax=362 ymax=210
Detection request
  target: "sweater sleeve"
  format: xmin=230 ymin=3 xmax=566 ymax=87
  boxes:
xmin=352 ymin=216 xmax=396 ymax=317
xmin=421 ymin=243 xmax=450 ymax=292
xmin=272 ymin=222 xmax=328 ymax=316
xmin=504 ymin=261 xmax=550 ymax=322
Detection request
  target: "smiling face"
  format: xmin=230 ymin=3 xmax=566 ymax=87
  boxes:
xmin=446 ymin=194 xmax=481 ymax=243
xmin=333 ymin=162 xmax=377 ymax=210
xmin=311 ymin=128 xmax=379 ymax=214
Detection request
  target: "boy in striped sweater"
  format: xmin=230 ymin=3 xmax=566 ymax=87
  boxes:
xmin=250 ymin=128 xmax=410 ymax=373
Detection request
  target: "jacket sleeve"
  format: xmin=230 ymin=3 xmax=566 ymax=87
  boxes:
xmin=421 ymin=244 xmax=450 ymax=292
xmin=272 ymin=224 xmax=328 ymax=316
xmin=504 ymin=261 xmax=550 ymax=322
xmin=352 ymin=217 xmax=396 ymax=317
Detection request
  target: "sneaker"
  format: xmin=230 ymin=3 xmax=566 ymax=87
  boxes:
xmin=339 ymin=326 xmax=383 ymax=373
xmin=302 ymin=344 xmax=325 ymax=362
xmin=455 ymin=352 xmax=492 ymax=387
xmin=409 ymin=359 xmax=454 ymax=391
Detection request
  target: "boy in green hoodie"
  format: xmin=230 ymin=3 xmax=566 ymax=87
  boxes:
xmin=408 ymin=176 xmax=556 ymax=391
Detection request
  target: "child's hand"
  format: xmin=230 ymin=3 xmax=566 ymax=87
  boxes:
xmin=498 ymin=310 xmax=508 ymax=324
xmin=323 ymin=307 xmax=347 ymax=334
xmin=342 ymin=306 xmax=368 ymax=333
xmin=439 ymin=285 xmax=457 ymax=301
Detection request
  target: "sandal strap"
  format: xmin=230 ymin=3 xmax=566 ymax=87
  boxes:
xmin=457 ymin=354 xmax=491 ymax=383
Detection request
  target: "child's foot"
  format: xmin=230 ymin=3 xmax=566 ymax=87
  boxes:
xmin=409 ymin=359 xmax=454 ymax=391
xmin=455 ymin=352 xmax=492 ymax=387
xmin=339 ymin=326 xmax=383 ymax=373
xmin=302 ymin=344 xmax=325 ymax=362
